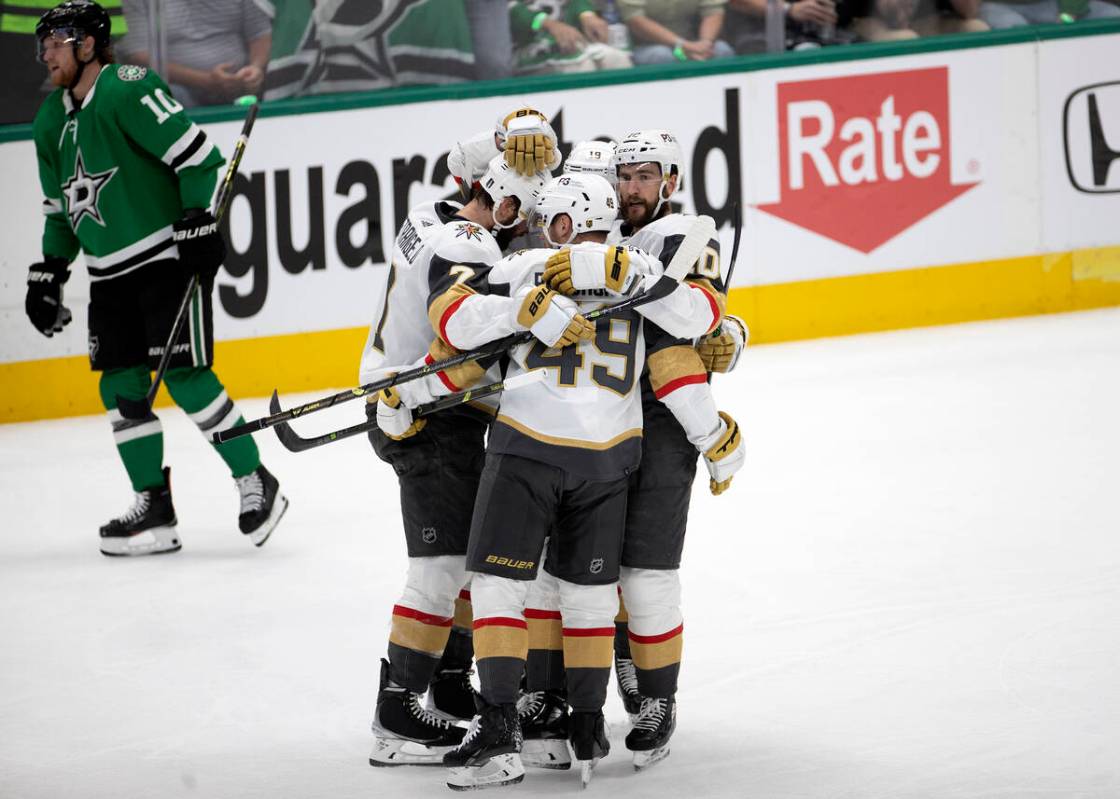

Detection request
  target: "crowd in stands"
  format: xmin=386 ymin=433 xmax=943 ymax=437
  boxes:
xmin=3 ymin=0 xmax=1119 ymax=124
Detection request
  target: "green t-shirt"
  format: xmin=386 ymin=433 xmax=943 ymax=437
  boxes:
xmin=33 ymin=63 xmax=224 ymax=282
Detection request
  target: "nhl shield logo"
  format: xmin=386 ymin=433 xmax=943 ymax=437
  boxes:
xmin=589 ymin=558 xmax=604 ymax=575
xmin=421 ymin=527 xmax=437 ymax=544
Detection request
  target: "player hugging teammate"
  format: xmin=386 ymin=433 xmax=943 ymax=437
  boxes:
xmin=362 ymin=110 xmax=748 ymax=789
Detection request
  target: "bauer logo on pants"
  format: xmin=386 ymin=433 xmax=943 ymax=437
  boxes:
xmin=757 ymin=67 xmax=979 ymax=253
xmin=1063 ymin=81 xmax=1120 ymax=194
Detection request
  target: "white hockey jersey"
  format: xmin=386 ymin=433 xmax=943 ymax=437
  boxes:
xmin=359 ymin=201 xmax=501 ymax=388
xmin=440 ymin=242 xmax=667 ymax=480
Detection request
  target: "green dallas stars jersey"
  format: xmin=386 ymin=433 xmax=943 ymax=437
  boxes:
xmin=32 ymin=63 xmax=225 ymax=283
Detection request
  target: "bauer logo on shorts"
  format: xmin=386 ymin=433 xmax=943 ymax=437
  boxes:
xmin=485 ymin=555 xmax=535 ymax=570
xmin=421 ymin=527 xmax=437 ymax=544
xmin=589 ymin=558 xmax=603 ymax=575
xmin=117 ymin=65 xmax=147 ymax=81
xmin=88 ymin=335 xmax=99 ymax=361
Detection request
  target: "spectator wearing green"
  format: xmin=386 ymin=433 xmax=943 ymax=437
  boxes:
xmin=510 ymin=1 xmax=632 ymax=75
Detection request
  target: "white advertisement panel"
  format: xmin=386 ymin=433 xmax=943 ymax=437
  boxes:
xmin=742 ymin=45 xmax=1041 ymax=285
xmin=1038 ymin=35 xmax=1120 ymax=251
xmin=1 ymin=34 xmax=1116 ymax=368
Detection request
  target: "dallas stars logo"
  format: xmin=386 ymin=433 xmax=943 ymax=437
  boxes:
xmin=61 ymin=151 xmax=117 ymax=229
xmin=456 ymin=223 xmax=483 ymax=241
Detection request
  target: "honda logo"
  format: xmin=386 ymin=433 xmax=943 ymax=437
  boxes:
xmin=1063 ymin=81 xmax=1120 ymax=194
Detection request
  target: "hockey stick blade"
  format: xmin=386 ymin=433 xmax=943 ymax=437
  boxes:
xmin=269 ymin=372 xmax=544 ymax=453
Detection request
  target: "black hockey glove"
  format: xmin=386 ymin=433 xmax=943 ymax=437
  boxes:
xmin=25 ymin=257 xmax=72 ymax=338
xmin=173 ymin=208 xmax=226 ymax=285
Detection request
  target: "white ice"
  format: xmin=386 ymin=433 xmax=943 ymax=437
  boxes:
xmin=2 ymin=308 xmax=1119 ymax=798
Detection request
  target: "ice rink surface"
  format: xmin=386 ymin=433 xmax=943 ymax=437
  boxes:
xmin=2 ymin=308 xmax=1119 ymax=799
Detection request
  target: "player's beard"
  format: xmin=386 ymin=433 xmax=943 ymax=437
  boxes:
xmin=47 ymin=58 xmax=77 ymax=88
xmin=621 ymin=193 xmax=657 ymax=228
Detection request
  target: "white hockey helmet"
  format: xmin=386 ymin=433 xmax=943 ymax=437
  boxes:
xmin=530 ymin=173 xmax=618 ymax=248
xmin=564 ymin=139 xmax=617 ymax=185
xmin=612 ymin=129 xmax=684 ymax=192
xmin=479 ymin=154 xmax=548 ymax=230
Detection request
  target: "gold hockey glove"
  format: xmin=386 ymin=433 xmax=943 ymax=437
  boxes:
xmin=515 ymin=284 xmax=595 ymax=348
xmin=697 ymin=315 xmax=748 ymax=374
xmin=704 ymin=411 xmax=744 ymax=496
xmin=375 ymin=385 xmax=426 ymax=441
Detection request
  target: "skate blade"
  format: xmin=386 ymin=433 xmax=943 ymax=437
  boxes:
xmin=577 ymin=757 xmax=600 ymax=788
xmin=521 ymin=738 xmax=572 ymax=770
xmin=632 ymin=745 xmax=670 ymax=771
xmin=100 ymin=526 xmax=181 ymax=557
xmin=368 ymin=735 xmax=455 ymax=767
xmin=447 ymin=753 xmax=525 ymax=791
xmin=249 ymin=493 xmax=288 ymax=547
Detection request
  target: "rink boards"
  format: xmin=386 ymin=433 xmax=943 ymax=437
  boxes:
xmin=1 ymin=24 xmax=1118 ymax=421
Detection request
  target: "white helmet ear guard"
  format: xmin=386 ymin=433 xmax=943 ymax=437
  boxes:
xmin=532 ymin=173 xmax=619 ymax=248
xmin=479 ymin=155 xmax=548 ymax=230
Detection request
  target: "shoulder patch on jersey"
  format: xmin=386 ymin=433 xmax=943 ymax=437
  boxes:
xmin=117 ymin=65 xmax=147 ymax=82
xmin=455 ymin=222 xmax=484 ymax=242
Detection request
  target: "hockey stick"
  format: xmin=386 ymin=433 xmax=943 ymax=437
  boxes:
xmin=213 ymin=214 xmax=718 ymax=445
xmin=117 ymin=102 xmax=261 ymax=421
xmin=270 ymin=371 xmax=546 ymax=453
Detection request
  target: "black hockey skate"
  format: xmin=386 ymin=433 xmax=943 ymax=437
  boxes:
xmin=444 ymin=701 xmax=525 ymax=790
xmin=235 ymin=464 xmax=288 ymax=546
xmin=370 ymin=659 xmax=466 ymax=767
xmin=569 ymin=709 xmax=610 ymax=787
xmin=99 ymin=467 xmax=180 ymax=556
xmin=625 ymin=695 xmax=677 ymax=771
xmin=518 ymin=690 xmax=571 ymax=770
xmin=614 ymin=654 xmax=642 ymax=722
xmin=426 ymin=665 xmax=479 ymax=722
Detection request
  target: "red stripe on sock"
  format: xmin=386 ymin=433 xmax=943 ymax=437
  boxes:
xmin=524 ymin=608 xmax=562 ymax=620
xmin=628 ymin=623 xmax=684 ymax=645
xmin=392 ymin=605 xmax=453 ymax=627
xmin=473 ymin=616 xmax=527 ymax=631
xmin=458 ymin=589 xmax=471 ymax=601
xmin=562 ymin=626 xmax=615 ymax=638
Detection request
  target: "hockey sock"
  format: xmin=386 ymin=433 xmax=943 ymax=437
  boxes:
xmin=441 ymin=589 xmax=475 ymax=670
xmin=163 ymin=367 xmax=260 ymax=478
xmin=525 ymin=607 xmax=565 ymax=693
xmin=471 ymin=574 xmax=531 ymax=706
xmin=99 ymin=367 xmax=164 ymax=492
xmin=629 ymin=621 xmax=684 ymax=699
xmin=559 ymin=581 xmax=616 ymax=712
xmin=614 ymin=591 xmax=632 ymax=660
xmin=387 ymin=603 xmax=454 ymax=693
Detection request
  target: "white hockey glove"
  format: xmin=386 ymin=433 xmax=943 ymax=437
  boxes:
xmin=447 ymin=130 xmax=499 ymax=197
xmin=697 ymin=315 xmax=749 ymax=374
xmin=513 ymin=284 xmax=595 ymax=348
xmin=502 ymin=110 xmax=560 ymax=175
xmin=700 ymin=411 xmax=744 ymax=496
xmin=542 ymin=245 xmax=643 ymax=297
xmin=374 ymin=380 xmax=427 ymax=441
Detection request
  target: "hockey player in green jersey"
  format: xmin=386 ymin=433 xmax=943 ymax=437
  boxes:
xmin=26 ymin=0 xmax=288 ymax=556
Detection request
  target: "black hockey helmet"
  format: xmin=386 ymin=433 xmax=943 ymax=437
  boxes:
xmin=35 ymin=1 xmax=112 ymax=63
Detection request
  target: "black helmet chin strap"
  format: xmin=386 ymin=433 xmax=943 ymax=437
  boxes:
xmin=67 ymin=39 xmax=95 ymax=105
